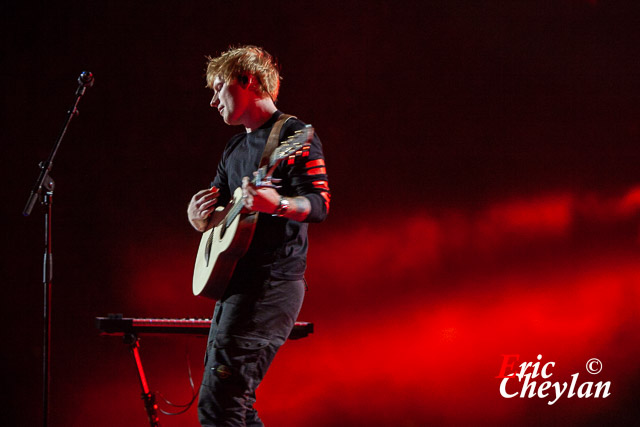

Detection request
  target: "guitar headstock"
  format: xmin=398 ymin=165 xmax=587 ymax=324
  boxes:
xmin=270 ymin=125 xmax=314 ymax=166
xmin=254 ymin=125 xmax=314 ymax=188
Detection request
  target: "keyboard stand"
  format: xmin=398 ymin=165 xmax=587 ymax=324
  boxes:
xmin=123 ymin=333 xmax=160 ymax=427
xmin=96 ymin=314 xmax=314 ymax=425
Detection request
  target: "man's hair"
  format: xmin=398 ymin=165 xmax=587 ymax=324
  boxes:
xmin=205 ymin=45 xmax=281 ymax=101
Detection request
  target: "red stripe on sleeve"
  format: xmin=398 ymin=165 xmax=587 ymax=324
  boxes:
xmin=307 ymin=167 xmax=326 ymax=175
xmin=306 ymin=159 xmax=325 ymax=168
xmin=321 ymin=191 xmax=331 ymax=213
xmin=312 ymin=180 xmax=330 ymax=190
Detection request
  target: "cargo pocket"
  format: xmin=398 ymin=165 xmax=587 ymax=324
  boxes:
xmin=215 ymin=333 xmax=270 ymax=350
xmin=212 ymin=334 xmax=271 ymax=390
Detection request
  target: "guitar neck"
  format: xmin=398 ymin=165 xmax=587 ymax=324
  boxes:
xmin=225 ymin=196 xmax=244 ymax=228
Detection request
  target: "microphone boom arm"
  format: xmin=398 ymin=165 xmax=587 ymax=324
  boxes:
xmin=23 ymin=71 xmax=93 ymax=216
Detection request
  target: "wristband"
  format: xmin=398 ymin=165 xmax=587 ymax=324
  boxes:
xmin=273 ymin=196 xmax=290 ymax=217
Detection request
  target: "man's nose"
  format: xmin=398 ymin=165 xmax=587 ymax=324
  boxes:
xmin=210 ymin=94 xmax=219 ymax=108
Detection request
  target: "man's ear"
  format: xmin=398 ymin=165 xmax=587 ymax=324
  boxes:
xmin=238 ymin=74 xmax=250 ymax=88
xmin=239 ymin=74 xmax=262 ymax=95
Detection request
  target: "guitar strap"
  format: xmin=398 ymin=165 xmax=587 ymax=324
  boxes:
xmin=241 ymin=113 xmax=295 ymax=227
xmin=259 ymin=113 xmax=295 ymax=168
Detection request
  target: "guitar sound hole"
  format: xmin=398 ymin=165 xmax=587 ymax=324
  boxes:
xmin=204 ymin=231 xmax=214 ymax=267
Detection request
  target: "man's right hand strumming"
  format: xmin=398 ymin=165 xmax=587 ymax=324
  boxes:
xmin=188 ymin=186 xmax=219 ymax=231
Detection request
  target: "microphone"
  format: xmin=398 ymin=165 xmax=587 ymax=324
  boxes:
xmin=77 ymin=71 xmax=94 ymax=88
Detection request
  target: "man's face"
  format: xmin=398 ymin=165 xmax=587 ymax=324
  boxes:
xmin=210 ymin=75 xmax=250 ymax=126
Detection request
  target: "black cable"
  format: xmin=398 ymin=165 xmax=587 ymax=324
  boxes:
xmin=155 ymin=340 xmax=202 ymax=416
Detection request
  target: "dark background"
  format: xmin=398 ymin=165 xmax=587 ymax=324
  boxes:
xmin=2 ymin=1 xmax=640 ymax=426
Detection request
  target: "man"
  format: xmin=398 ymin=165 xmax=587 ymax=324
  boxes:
xmin=187 ymin=45 xmax=330 ymax=426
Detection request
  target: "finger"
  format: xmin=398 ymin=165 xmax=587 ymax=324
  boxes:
xmin=196 ymin=191 xmax=219 ymax=206
xmin=193 ymin=195 xmax=212 ymax=209
xmin=242 ymin=196 xmax=252 ymax=209
xmin=202 ymin=191 xmax=218 ymax=200
xmin=200 ymin=188 xmax=220 ymax=199
xmin=195 ymin=186 xmax=220 ymax=198
xmin=194 ymin=188 xmax=215 ymax=198
xmin=201 ymin=198 xmax=217 ymax=209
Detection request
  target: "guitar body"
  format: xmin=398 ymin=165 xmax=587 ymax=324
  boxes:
xmin=192 ymin=187 xmax=258 ymax=299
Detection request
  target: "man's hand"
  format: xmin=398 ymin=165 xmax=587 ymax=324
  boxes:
xmin=188 ymin=187 xmax=219 ymax=231
xmin=241 ymin=177 xmax=279 ymax=214
xmin=241 ymin=176 xmax=311 ymax=221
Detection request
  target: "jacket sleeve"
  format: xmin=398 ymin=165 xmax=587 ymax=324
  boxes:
xmin=280 ymin=120 xmax=331 ymax=223
xmin=210 ymin=140 xmax=233 ymax=208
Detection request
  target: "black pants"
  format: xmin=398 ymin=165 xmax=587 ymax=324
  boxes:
xmin=198 ymin=278 xmax=305 ymax=426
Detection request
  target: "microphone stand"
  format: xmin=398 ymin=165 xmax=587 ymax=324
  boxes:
xmin=23 ymin=71 xmax=94 ymax=427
